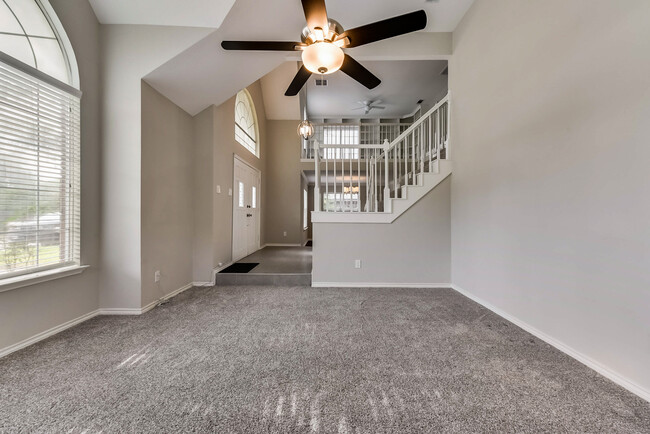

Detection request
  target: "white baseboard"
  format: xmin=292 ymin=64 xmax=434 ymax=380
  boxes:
xmin=0 ymin=309 xmax=100 ymax=359
xmin=263 ymin=243 xmax=302 ymax=247
xmin=140 ymin=282 xmax=195 ymax=314
xmin=1 ymin=282 xmax=196 ymax=359
xmin=97 ymin=308 xmax=142 ymax=316
xmin=311 ymin=282 xmax=452 ymax=288
xmin=450 ymin=284 xmax=650 ymax=403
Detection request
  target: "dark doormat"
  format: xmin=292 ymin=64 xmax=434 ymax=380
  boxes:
xmin=305 ymin=240 xmax=312 ymax=247
xmin=219 ymin=263 xmax=259 ymax=273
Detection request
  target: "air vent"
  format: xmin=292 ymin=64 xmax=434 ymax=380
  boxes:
xmin=315 ymin=79 xmax=328 ymax=86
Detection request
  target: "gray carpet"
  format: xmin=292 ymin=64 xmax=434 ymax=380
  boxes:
xmin=1 ymin=286 xmax=649 ymax=433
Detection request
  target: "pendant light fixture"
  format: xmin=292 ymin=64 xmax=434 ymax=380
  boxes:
xmin=297 ymin=120 xmax=315 ymax=140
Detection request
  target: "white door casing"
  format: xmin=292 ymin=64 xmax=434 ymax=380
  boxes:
xmin=232 ymin=155 xmax=261 ymax=262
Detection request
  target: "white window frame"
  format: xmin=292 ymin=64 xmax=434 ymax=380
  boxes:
xmin=234 ymin=89 xmax=259 ymax=157
xmin=323 ymin=125 xmax=360 ymax=159
xmin=0 ymin=0 xmax=83 ymax=287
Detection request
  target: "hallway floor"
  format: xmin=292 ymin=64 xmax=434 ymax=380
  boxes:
xmin=238 ymin=246 xmax=312 ymax=274
xmin=1 ymin=286 xmax=649 ymax=433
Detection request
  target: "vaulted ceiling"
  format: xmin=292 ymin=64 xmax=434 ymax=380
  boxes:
xmin=88 ymin=0 xmax=474 ymax=116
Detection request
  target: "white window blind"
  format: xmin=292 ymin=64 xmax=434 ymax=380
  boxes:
xmin=0 ymin=59 xmax=80 ymax=279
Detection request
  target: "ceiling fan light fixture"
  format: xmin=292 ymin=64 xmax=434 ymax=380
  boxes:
xmin=301 ymin=41 xmax=344 ymax=75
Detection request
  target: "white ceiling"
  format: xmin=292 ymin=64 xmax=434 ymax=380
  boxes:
xmin=88 ymin=0 xmax=236 ymax=27
xmin=260 ymin=62 xmax=302 ymax=120
xmin=305 ymin=60 xmax=448 ymax=118
xmin=132 ymin=0 xmax=474 ymax=115
xmin=324 ymin=0 xmax=475 ymax=33
xmin=88 ymin=0 xmax=473 ymax=31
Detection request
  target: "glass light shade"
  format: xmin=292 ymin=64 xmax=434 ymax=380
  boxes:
xmin=297 ymin=120 xmax=314 ymax=139
xmin=301 ymin=42 xmax=344 ymax=75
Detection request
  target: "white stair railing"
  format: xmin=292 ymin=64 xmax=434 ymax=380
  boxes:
xmin=314 ymin=93 xmax=450 ymax=214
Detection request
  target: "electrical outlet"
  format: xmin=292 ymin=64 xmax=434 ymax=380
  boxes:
xmin=216 ymin=185 xmax=221 ymax=194
xmin=354 ymin=259 xmax=361 ymax=269
xmin=228 ymin=188 xmax=232 ymax=196
xmin=154 ymin=270 xmax=161 ymax=282
xmin=283 ymin=231 xmax=287 ymax=237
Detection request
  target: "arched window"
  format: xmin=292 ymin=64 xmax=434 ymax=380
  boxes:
xmin=0 ymin=0 xmax=81 ymax=280
xmin=234 ymin=89 xmax=259 ymax=157
xmin=0 ymin=0 xmax=77 ymax=86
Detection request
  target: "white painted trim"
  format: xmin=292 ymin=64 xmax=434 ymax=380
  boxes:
xmin=312 ymin=162 xmax=452 ymax=224
xmin=0 ymin=265 xmax=89 ymax=293
xmin=232 ymin=154 xmax=262 ymax=262
xmin=0 ymin=309 xmax=99 ymax=359
xmin=97 ymin=307 xmax=142 ymax=316
xmin=1 ymin=281 xmax=199 ymax=359
xmin=311 ymin=282 xmax=451 ymax=288
xmin=450 ymin=284 xmax=650 ymax=403
xmin=140 ymin=283 xmax=195 ymax=314
xmin=263 ymin=243 xmax=302 ymax=247
xmin=193 ymin=262 xmax=235 ymax=287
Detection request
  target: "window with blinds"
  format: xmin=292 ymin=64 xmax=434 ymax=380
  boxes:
xmin=0 ymin=59 xmax=80 ymax=279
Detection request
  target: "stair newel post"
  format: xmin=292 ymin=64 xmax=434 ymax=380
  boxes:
xmin=436 ymin=108 xmax=441 ymax=174
xmin=383 ymin=139 xmax=392 ymax=213
xmin=420 ymin=121 xmax=424 ymax=180
xmin=314 ymin=140 xmax=321 ymax=212
xmin=446 ymin=93 xmax=451 ymax=160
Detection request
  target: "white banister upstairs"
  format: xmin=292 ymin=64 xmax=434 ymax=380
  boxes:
xmin=312 ymin=92 xmax=451 ymax=224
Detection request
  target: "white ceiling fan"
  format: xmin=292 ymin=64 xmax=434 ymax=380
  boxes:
xmin=353 ymin=100 xmax=386 ymax=115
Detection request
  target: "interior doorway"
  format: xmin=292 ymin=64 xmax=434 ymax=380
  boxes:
xmin=232 ymin=155 xmax=261 ymax=262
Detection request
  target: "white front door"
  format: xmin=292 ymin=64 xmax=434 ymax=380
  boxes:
xmin=233 ymin=157 xmax=260 ymax=261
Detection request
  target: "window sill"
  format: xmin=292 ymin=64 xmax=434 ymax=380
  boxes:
xmin=0 ymin=265 xmax=89 ymax=294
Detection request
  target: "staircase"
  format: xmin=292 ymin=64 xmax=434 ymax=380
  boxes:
xmin=311 ymin=93 xmax=451 ymax=224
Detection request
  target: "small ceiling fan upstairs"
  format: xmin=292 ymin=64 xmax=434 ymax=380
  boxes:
xmin=221 ymin=0 xmax=427 ymax=96
xmin=353 ymin=100 xmax=386 ymax=115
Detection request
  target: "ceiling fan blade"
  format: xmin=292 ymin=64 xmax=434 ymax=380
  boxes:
xmin=301 ymin=0 xmax=329 ymax=32
xmin=342 ymin=10 xmax=427 ymax=48
xmin=221 ymin=41 xmax=302 ymax=51
xmin=371 ymin=106 xmax=386 ymax=110
xmin=285 ymin=65 xmax=312 ymax=96
xmin=340 ymin=55 xmax=381 ymax=89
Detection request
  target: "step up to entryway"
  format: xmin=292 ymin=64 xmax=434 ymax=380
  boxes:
xmin=216 ymin=273 xmax=311 ymax=286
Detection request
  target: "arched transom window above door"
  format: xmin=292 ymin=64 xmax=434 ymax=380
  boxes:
xmin=234 ymin=89 xmax=259 ymax=157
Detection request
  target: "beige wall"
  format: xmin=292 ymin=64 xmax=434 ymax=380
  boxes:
xmin=0 ymin=0 xmax=101 ymax=352
xmin=141 ymin=82 xmax=194 ymax=307
xmin=313 ymin=177 xmax=451 ymax=285
xmin=265 ymin=120 xmax=304 ymax=245
xmin=192 ymin=105 xmax=216 ymax=282
xmin=450 ymin=0 xmax=650 ymax=395
xmin=190 ymin=81 xmax=269 ymax=281
xmin=99 ymin=25 xmax=211 ymax=309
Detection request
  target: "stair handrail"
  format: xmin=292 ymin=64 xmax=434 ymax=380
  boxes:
xmin=381 ymin=92 xmax=450 ymax=154
xmin=314 ymin=91 xmax=450 ymax=214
